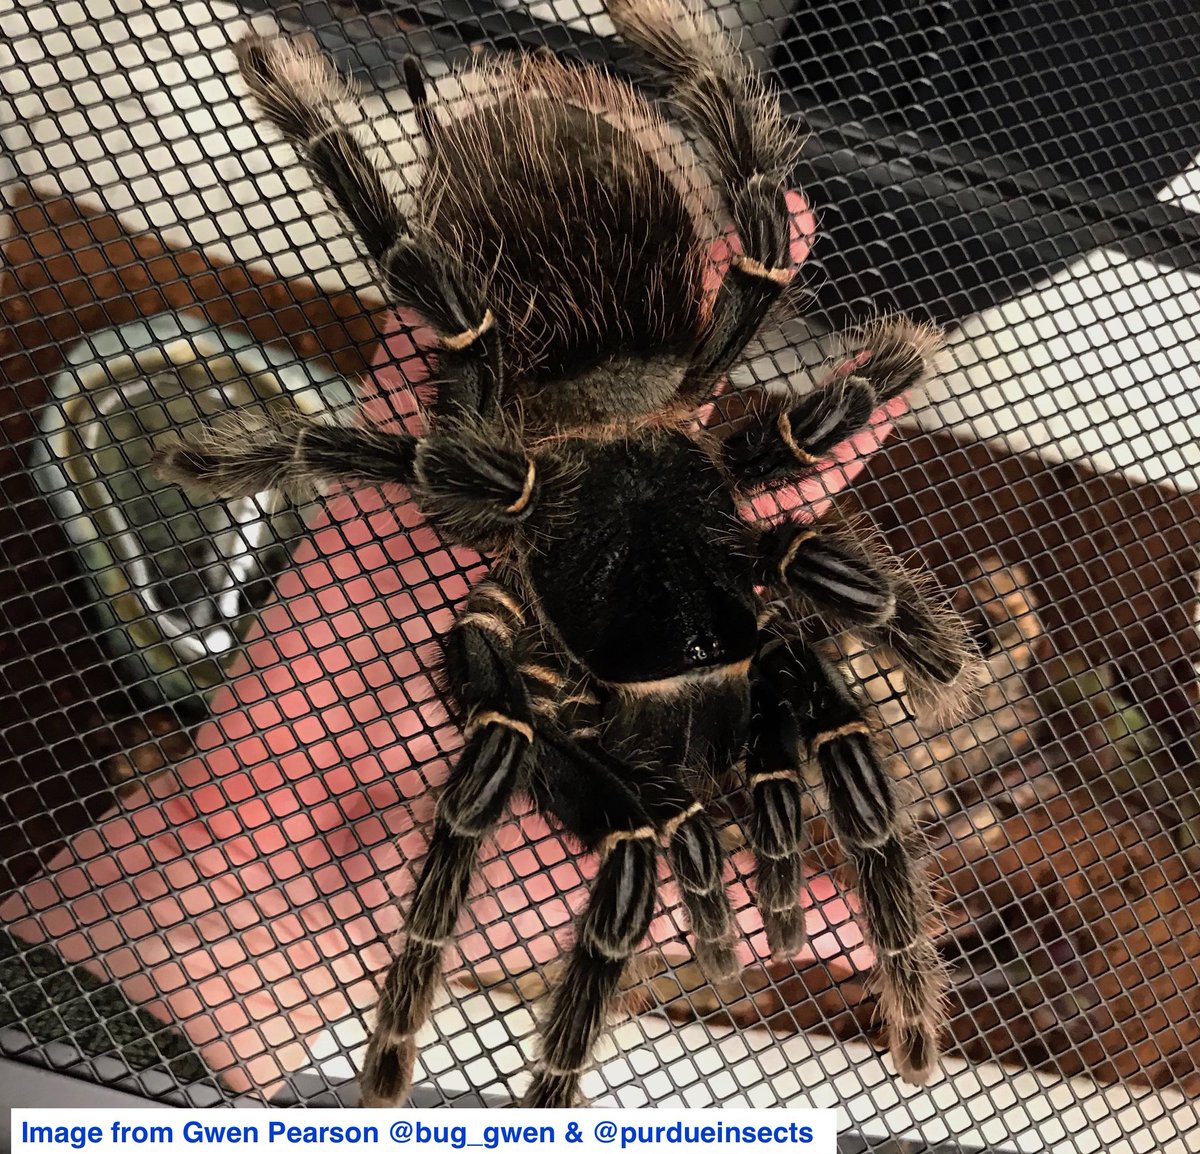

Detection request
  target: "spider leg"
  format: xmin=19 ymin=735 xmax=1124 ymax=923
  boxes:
xmin=154 ymin=405 xmax=540 ymax=550
xmin=756 ymin=521 xmax=976 ymax=723
xmin=744 ymin=637 xmax=811 ymax=957
xmin=759 ymin=631 xmax=946 ymax=1085
xmin=606 ymin=751 xmax=740 ymax=983
xmin=234 ymin=35 xmax=503 ymax=413
xmin=756 ymin=521 xmax=898 ymax=630
xmin=525 ymin=672 xmax=740 ymax=984
xmin=608 ymin=1 xmax=805 ymax=385
xmin=360 ymin=582 xmax=533 ymax=1106
xmin=865 ymin=572 xmax=979 ymax=724
xmin=153 ymin=409 xmax=416 ymax=500
xmin=570 ymin=736 xmax=741 ymax=983
xmin=521 ymin=727 xmax=660 ymax=1108
xmin=659 ymin=792 xmax=740 ymax=982
xmin=720 ymin=317 xmax=945 ymax=491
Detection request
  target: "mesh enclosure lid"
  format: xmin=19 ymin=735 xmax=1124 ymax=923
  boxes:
xmin=781 ymin=0 xmax=1200 ymax=197
xmin=2 ymin=2 xmax=1200 ymax=1152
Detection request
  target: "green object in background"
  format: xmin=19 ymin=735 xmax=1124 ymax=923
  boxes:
xmin=0 ymin=928 xmax=214 ymax=1097
xmin=30 ymin=312 xmax=355 ymax=720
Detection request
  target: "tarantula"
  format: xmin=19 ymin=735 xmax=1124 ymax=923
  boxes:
xmin=156 ymin=0 xmax=976 ymax=1107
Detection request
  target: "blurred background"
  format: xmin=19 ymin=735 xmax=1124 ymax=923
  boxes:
xmin=3 ymin=3 xmax=1200 ymax=1152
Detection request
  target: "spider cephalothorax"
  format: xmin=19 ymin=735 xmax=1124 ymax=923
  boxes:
xmin=157 ymin=0 xmax=977 ymax=1107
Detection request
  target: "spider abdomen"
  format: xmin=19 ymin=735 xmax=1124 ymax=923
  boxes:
xmin=421 ymin=56 xmax=713 ymax=419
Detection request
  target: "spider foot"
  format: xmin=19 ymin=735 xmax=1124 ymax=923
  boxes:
xmin=359 ymin=1031 xmax=418 ymax=1107
xmin=764 ymin=907 xmax=808 ymax=960
xmin=888 ymin=1020 xmax=940 ymax=1086
xmin=520 ymin=1069 xmax=585 ymax=1109
xmin=695 ymin=934 xmax=741 ymax=983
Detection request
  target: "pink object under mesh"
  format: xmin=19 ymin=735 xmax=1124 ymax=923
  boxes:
xmin=2 ymin=190 xmax=902 ymax=1096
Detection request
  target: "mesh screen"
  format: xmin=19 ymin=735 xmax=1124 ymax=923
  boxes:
xmin=3 ymin=1 xmax=1200 ymax=1149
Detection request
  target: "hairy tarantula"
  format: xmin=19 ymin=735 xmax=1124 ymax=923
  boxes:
xmin=156 ymin=0 xmax=976 ymax=1107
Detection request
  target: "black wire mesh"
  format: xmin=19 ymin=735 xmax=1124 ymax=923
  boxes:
xmin=2 ymin=1 xmax=1200 ymax=1149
